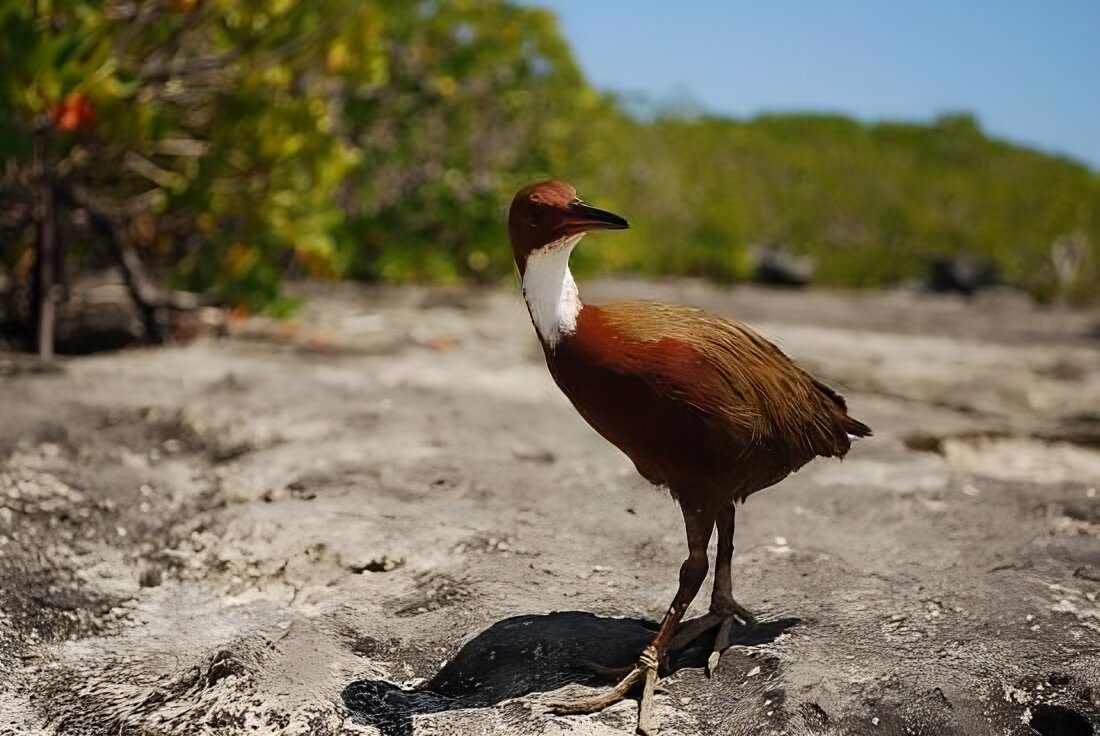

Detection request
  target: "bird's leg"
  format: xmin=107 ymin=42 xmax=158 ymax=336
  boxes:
xmin=710 ymin=504 xmax=755 ymax=624
xmin=544 ymin=504 xmax=715 ymax=736
xmin=670 ymin=504 xmax=755 ymax=675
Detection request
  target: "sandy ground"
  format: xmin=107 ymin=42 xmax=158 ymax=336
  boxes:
xmin=1 ymin=280 xmax=1099 ymax=736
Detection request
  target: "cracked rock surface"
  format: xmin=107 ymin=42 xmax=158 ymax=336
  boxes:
xmin=1 ymin=280 xmax=1099 ymax=735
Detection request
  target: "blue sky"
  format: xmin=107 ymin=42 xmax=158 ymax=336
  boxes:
xmin=536 ymin=1 xmax=1100 ymax=169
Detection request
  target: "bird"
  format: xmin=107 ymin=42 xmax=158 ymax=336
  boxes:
xmin=507 ymin=180 xmax=871 ymax=734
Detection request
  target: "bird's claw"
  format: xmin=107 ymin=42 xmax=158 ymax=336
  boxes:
xmin=704 ymin=615 xmax=736 ymax=677
xmin=538 ymin=646 xmax=665 ymax=733
xmin=670 ymin=603 xmax=756 ymax=678
xmin=706 ymin=650 xmax=722 ymax=678
xmin=711 ymin=595 xmax=757 ymax=627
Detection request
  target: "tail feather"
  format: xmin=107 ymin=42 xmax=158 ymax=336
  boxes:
xmin=812 ymin=377 xmax=872 ymax=443
xmin=843 ymin=415 xmax=873 ymax=438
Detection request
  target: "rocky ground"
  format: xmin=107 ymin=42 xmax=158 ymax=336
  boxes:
xmin=1 ymin=280 xmax=1099 ymax=736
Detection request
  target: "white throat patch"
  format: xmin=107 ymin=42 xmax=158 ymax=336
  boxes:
xmin=522 ymin=233 xmax=584 ymax=349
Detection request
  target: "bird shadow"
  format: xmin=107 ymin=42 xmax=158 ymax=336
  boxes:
xmin=342 ymin=611 xmax=799 ymax=736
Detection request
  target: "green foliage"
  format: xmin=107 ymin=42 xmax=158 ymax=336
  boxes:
xmin=1 ymin=1 xmax=1097 ymax=308
xmin=572 ymin=111 xmax=1100 ymax=300
xmin=334 ymin=1 xmax=600 ymax=283
xmin=1 ymin=0 xmax=594 ymax=308
xmin=2 ymin=0 xmax=363 ymax=308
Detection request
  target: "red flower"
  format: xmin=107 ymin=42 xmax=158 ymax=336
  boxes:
xmin=49 ymin=92 xmax=96 ymax=132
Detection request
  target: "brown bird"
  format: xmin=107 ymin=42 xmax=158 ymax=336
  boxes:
xmin=508 ymin=181 xmax=871 ymax=733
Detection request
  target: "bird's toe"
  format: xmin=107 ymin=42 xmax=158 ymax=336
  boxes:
xmin=713 ymin=598 xmax=757 ymax=626
xmin=705 ymin=616 xmax=737 ymax=677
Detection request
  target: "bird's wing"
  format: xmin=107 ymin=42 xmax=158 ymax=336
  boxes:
xmin=583 ymin=301 xmax=869 ymax=458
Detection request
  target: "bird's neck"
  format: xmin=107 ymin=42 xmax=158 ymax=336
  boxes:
xmin=521 ymin=233 xmax=584 ymax=350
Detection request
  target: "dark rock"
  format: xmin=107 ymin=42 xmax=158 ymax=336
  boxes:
xmin=54 ymin=273 xmax=145 ymax=354
xmin=751 ymin=243 xmax=815 ymax=287
xmin=928 ymin=257 xmax=1000 ymax=296
xmin=138 ymin=566 xmax=162 ymax=588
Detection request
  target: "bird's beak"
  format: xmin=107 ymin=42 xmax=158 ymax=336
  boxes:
xmin=564 ymin=200 xmax=629 ymax=233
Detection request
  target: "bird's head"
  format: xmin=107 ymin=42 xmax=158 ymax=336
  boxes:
xmin=508 ymin=180 xmax=628 ymax=274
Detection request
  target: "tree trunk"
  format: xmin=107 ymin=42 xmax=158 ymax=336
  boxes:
xmin=34 ymin=138 xmax=58 ymax=361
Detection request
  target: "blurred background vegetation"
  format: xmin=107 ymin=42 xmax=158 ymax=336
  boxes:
xmin=1 ymin=0 xmax=1097 ymax=353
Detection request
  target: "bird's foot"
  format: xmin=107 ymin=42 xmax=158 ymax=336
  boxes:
xmin=669 ymin=601 xmax=756 ymax=677
xmin=540 ymin=646 xmax=663 ymax=735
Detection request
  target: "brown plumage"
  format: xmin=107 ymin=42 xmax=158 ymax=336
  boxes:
xmin=508 ymin=180 xmax=870 ymax=734
xmin=554 ymin=302 xmax=869 ymax=497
